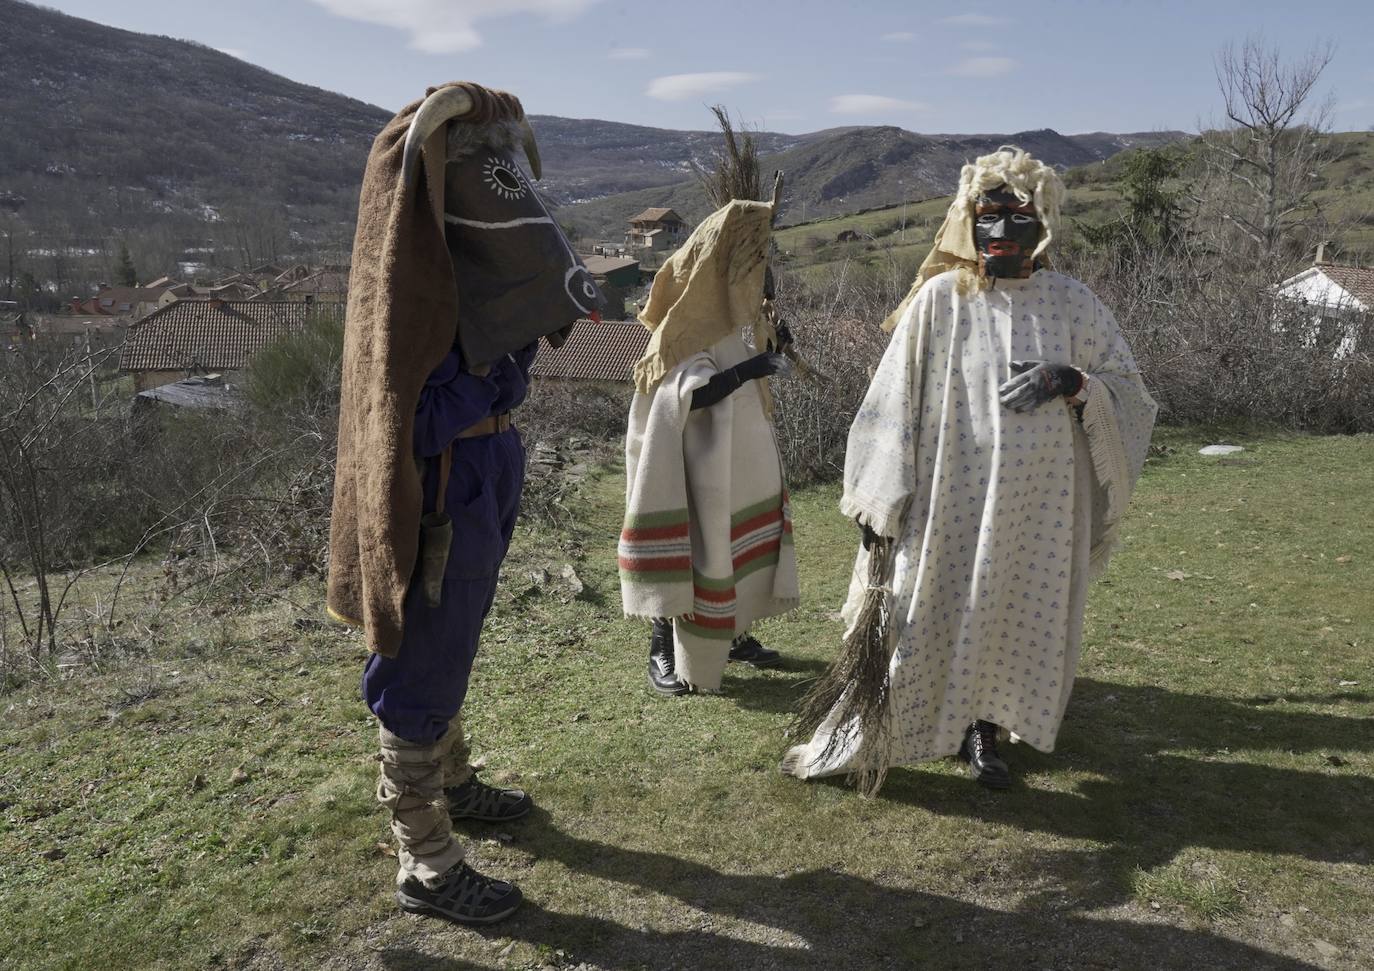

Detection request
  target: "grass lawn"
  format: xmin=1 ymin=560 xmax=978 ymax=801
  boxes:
xmin=2 ymin=428 xmax=1371 ymax=970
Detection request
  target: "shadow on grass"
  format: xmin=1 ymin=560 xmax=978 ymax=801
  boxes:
xmin=721 ymin=656 xmax=830 ymax=715
xmin=378 ymin=953 xmax=485 ymax=971
xmin=491 ymin=818 xmax=1320 ymax=970
xmin=871 ymin=677 xmax=1373 ymax=907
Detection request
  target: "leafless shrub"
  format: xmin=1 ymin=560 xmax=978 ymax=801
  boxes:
xmin=1059 ymin=224 xmax=1374 ymax=434
xmin=770 ymin=260 xmax=905 ymax=483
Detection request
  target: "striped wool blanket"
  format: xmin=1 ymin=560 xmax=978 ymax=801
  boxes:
xmin=619 ymin=333 xmax=799 ymax=690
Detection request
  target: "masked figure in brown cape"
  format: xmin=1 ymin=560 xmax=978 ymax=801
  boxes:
xmin=327 ymin=83 xmax=602 ymax=924
xmin=781 ymin=146 xmax=1157 ymax=795
xmin=618 ymin=172 xmax=802 ymax=695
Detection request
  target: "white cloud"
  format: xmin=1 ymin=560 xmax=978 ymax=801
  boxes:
xmin=828 ymin=94 xmax=925 ymax=115
xmin=940 ymin=13 xmax=1010 ymax=26
xmin=949 ymin=56 xmax=1017 ymax=77
xmin=881 ymin=31 xmax=915 ymax=42
xmin=646 ymin=71 xmax=759 ymax=101
xmin=306 ymin=0 xmax=603 ymax=53
xmin=216 ymin=47 xmax=248 ymax=60
xmin=609 ymin=46 xmax=650 ymax=60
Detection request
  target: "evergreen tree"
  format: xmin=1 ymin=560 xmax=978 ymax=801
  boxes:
xmin=115 ymin=241 xmax=137 ymax=287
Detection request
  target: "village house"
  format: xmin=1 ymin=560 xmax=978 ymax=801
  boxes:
xmin=277 ymin=265 xmax=349 ymax=305
xmin=581 ymin=254 xmax=641 ymax=291
xmin=625 ymin=208 xmax=688 ymax=252
xmin=68 ymin=283 xmax=170 ymax=319
xmin=119 ymin=298 xmax=341 ymax=392
xmin=1275 ymin=243 xmax=1373 ymax=359
xmin=579 ymin=253 xmax=641 ymax=318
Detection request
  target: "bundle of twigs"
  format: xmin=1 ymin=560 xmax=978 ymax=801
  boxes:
xmin=694 ymin=105 xmax=763 ymax=207
xmin=787 ymin=535 xmax=895 ymax=795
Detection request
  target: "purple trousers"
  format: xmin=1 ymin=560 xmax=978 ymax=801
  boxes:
xmin=361 ymin=428 xmax=525 ymax=745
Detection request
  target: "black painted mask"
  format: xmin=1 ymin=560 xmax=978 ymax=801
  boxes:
xmin=973 ymin=186 xmax=1040 ymax=279
xmin=443 ymin=148 xmax=603 ymax=368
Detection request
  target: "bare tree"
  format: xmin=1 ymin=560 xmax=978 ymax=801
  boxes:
xmin=1198 ymin=36 xmax=1337 ymax=263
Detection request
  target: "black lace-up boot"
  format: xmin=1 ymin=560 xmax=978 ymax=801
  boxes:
xmin=959 ymin=719 xmax=1011 ymax=789
xmin=648 ymin=618 xmax=688 ymax=696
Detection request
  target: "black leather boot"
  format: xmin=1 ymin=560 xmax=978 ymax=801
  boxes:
xmin=959 ymin=720 xmax=1011 ymax=789
xmin=648 ymin=618 xmax=688 ymax=696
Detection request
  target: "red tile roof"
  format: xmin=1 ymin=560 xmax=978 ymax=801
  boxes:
xmin=531 ymin=319 xmax=649 ymax=383
xmin=119 ymin=300 xmax=340 ymax=373
xmin=1319 ymin=264 xmax=1374 ymax=309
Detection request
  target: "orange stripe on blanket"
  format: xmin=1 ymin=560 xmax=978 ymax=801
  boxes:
xmin=620 ymin=522 xmax=691 ymax=542
xmin=733 ymin=538 xmax=781 ymax=569
xmin=685 ymin=611 xmax=736 ymax=630
xmin=730 ymin=507 xmax=783 ymax=540
xmin=692 ymin=584 xmax=737 ymax=604
xmin=619 ymin=555 xmax=692 ymax=573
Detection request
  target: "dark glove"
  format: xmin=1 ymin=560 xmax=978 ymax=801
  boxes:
xmin=998 ymin=360 xmax=1083 ymax=413
xmin=690 ymin=353 xmax=790 ymax=411
xmin=856 ymin=516 xmax=880 ymax=551
xmin=770 ymin=321 xmax=794 ymax=353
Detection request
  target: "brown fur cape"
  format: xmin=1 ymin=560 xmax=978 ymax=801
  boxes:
xmin=326 ymin=83 xmax=524 ymax=657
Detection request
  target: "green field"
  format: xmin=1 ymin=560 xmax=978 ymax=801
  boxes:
xmin=2 ymin=428 xmax=1371 ymax=969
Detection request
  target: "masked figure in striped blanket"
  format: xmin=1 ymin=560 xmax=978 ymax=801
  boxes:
xmin=618 ymin=190 xmax=801 ymax=694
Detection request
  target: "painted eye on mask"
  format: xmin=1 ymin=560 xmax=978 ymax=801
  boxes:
xmin=564 ymin=265 xmax=601 ymax=315
xmin=482 ymin=157 xmax=528 ymax=200
xmin=1010 ymin=213 xmax=1036 ymax=224
xmin=976 ymin=214 xmax=1001 ymax=224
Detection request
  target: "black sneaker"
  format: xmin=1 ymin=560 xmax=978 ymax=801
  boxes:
xmin=728 ymin=633 xmax=782 ymax=668
xmin=396 ymin=862 xmax=522 ymax=925
xmin=447 ymin=775 xmax=533 ymax=822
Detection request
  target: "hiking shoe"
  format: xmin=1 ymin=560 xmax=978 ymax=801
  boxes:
xmin=396 ymin=862 xmax=522 ymax=925
xmin=728 ymin=633 xmax=782 ymax=668
xmin=447 ymin=775 xmax=533 ymax=822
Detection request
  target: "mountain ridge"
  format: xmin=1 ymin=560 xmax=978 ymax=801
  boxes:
xmin=1 ymin=0 xmax=1185 ymax=281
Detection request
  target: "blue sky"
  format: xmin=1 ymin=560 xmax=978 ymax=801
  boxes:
xmin=33 ymin=0 xmax=1374 ymax=135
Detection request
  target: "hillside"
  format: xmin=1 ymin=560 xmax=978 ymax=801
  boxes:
xmin=525 ymin=115 xmax=809 ymax=204
xmin=766 ymin=130 xmax=1374 ymax=290
xmin=561 ymin=127 xmax=1185 ymax=239
xmin=0 ymin=0 xmax=389 ymax=253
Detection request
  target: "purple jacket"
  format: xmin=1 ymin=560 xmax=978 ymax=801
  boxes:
xmin=413 ymin=343 xmax=536 ymax=457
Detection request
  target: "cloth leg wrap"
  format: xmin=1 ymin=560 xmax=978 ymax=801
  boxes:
xmin=377 ymin=722 xmax=464 ymax=887
xmin=438 ymin=710 xmax=475 ymax=789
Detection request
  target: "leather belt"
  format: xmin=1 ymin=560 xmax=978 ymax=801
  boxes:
xmin=456 ymin=412 xmax=513 ymax=438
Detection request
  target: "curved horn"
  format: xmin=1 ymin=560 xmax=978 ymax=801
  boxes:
xmin=401 ymin=86 xmax=475 ymax=186
xmin=520 ymin=118 xmax=542 ymax=181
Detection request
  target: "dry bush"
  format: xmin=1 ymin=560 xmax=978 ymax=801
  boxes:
xmin=1061 ymin=231 xmax=1374 ymax=433
xmin=771 ymin=260 xmax=908 ymax=483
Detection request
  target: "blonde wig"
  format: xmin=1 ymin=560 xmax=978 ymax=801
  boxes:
xmin=881 ymin=146 xmax=1066 ymax=331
